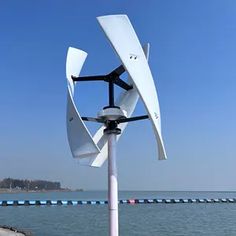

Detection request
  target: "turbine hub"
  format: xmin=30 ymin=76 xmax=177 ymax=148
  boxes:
xmin=97 ymin=107 xmax=127 ymax=121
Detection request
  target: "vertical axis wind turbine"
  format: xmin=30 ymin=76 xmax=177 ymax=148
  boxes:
xmin=66 ymin=15 xmax=167 ymax=236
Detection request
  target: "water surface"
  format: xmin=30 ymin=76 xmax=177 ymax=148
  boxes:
xmin=0 ymin=191 xmax=236 ymax=236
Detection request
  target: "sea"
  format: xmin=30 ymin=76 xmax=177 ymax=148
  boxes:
xmin=0 ymin=191 xmax=236 ymax=236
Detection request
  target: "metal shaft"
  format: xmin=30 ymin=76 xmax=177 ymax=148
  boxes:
xmin=109 ymin=80 xmax=115 ymax=107
xmin=108 ymin=133 xmax=119 ymax=236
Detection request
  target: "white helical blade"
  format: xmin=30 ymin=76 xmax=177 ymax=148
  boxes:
xmin=90 ymin=44 xmax=150 ymax=167
xmin=97 ymin=15 xmax=167 ymax=160
xmin=66 ymin=47 xmax=100 ymax=162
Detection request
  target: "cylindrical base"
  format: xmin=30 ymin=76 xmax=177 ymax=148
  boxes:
xmin=108 ymin=133 xmax=119 ymax=236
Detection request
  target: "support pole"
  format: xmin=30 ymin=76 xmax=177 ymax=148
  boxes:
xmin=108 ymin=132 xmax=119 ymax=236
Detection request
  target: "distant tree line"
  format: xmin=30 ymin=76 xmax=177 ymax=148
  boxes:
xmin=0 ymin=178 xmax=61 ymax=190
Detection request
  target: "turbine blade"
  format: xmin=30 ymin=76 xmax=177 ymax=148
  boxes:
xmin=66 ymin=47 xmax=100 ymax=162
xmin=66 ymin=47 xmax=87 ymax=95
xmin=97 ymin=15 xmax=167 ymax=160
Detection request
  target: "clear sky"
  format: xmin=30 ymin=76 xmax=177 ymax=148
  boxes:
xmin=0 ymin=0 xmax=236 ymax=191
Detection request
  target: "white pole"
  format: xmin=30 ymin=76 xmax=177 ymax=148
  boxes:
xmin=108 ymin=132 xmax=119 ymax=236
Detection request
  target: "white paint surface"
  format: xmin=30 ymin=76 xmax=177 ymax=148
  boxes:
xmin=97 ymin=15 xmax=167 ymax=160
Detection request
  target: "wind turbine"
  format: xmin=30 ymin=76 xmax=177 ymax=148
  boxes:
xmin=66 ymin=14 xmax=167 ymax=236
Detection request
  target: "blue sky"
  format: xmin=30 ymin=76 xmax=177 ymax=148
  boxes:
xmin=0 ymin=0 xmax=236 ymax=190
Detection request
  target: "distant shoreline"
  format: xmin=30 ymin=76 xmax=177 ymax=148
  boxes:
xmin=0 ymin=189 xmax=83 ymax=194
